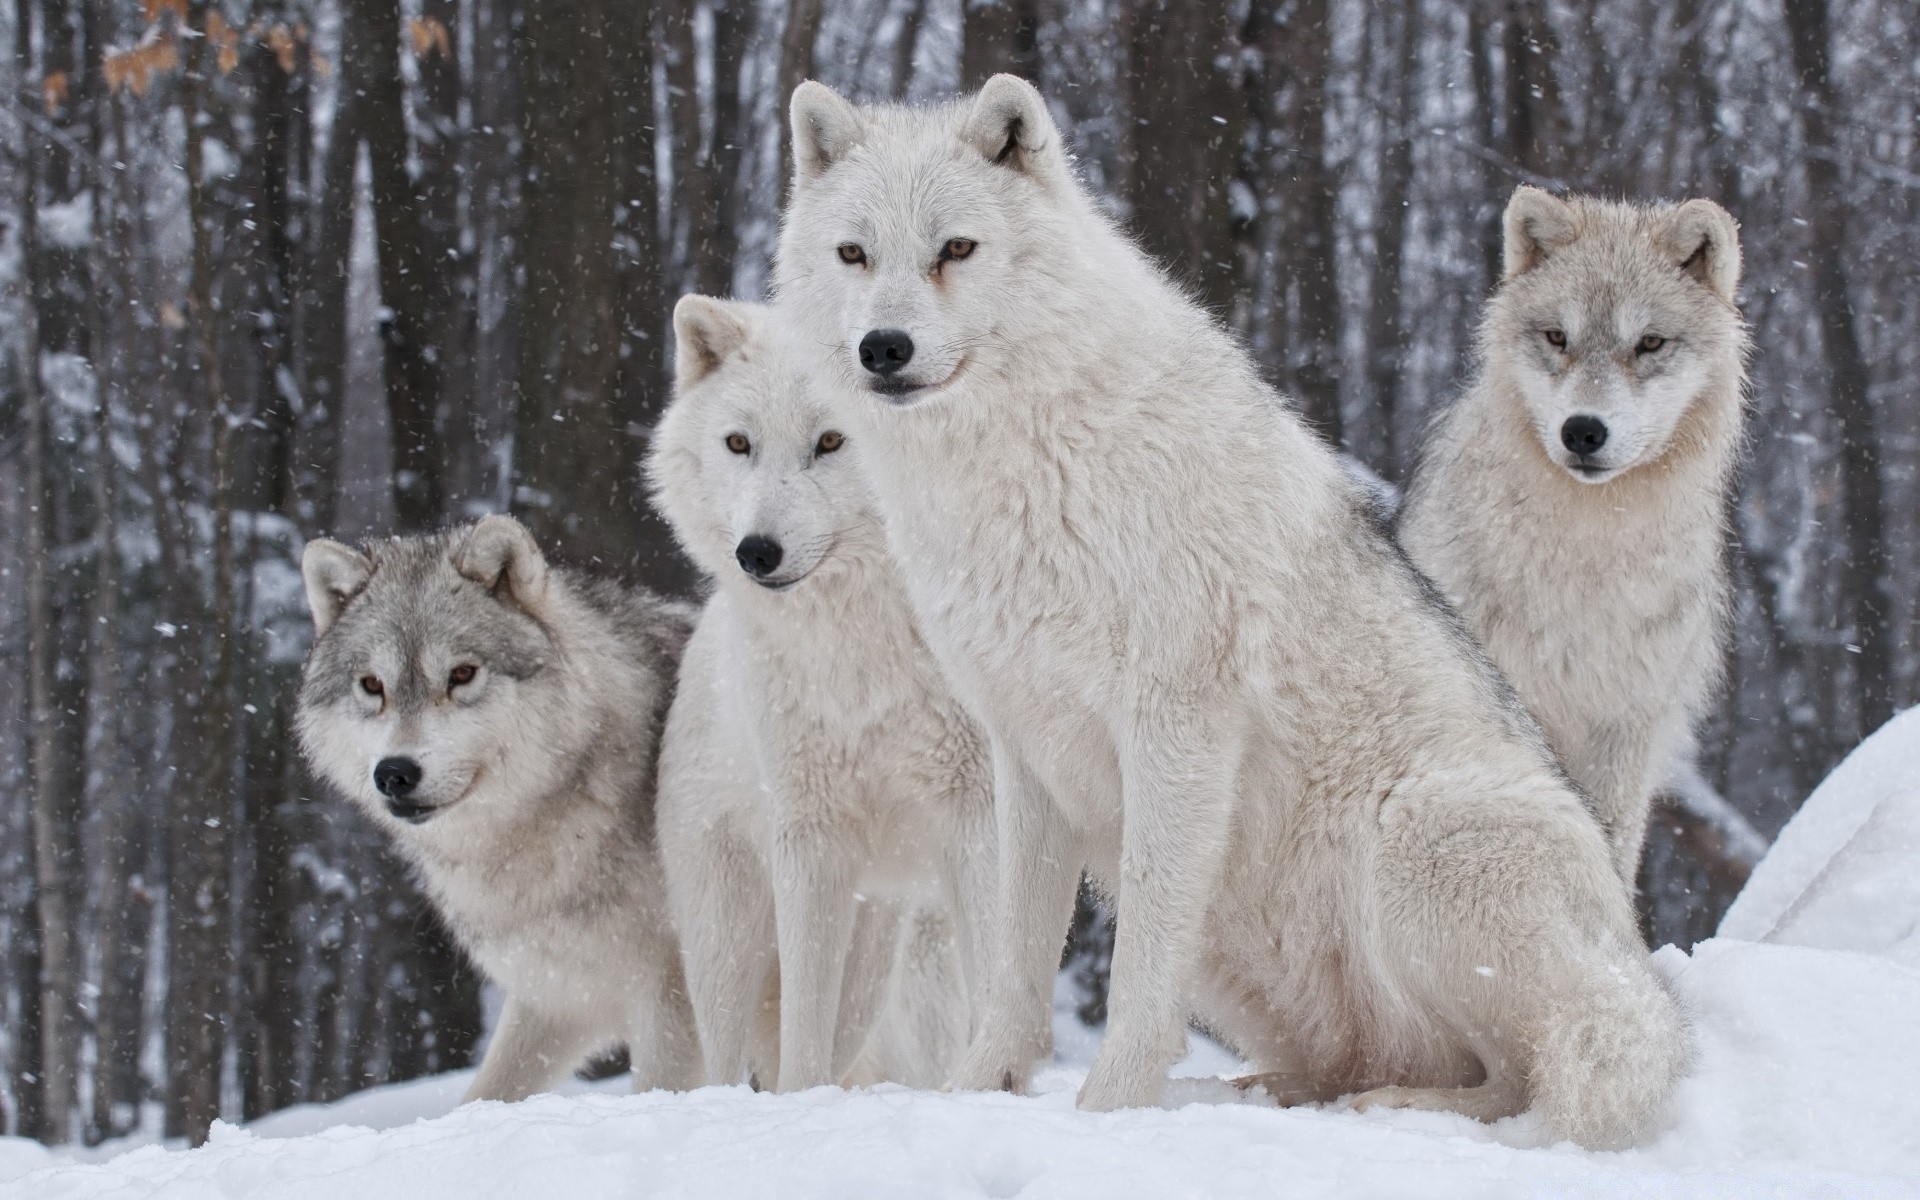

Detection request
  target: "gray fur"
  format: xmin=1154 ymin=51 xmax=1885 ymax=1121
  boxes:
xmin=295 ymin=516 xmax=702 ymax=1102
xmin=1399 ymin=187 xmax=1750 ymax=886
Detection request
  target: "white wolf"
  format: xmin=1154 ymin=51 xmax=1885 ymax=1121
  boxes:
xmin=296 ymin=517 xmax=702 ymax=1102
xmin=771 ymin=76 xmax=1687 ymax=1147
xmin=1399 ymin=187 xmax=1749 ymax=887
xmin=648 ymin=295 xmax=996 ymax=1091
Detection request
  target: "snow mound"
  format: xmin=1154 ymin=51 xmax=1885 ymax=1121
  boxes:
xmin=1719 ymin=705 xmax=1920 ymax=967
xmin=8 ymin=938 xmax=1920 ymax=1197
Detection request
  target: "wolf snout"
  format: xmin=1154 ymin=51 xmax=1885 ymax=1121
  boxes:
xmin=735 ymin=535 xmax=785 ymax=580
xmin=858 ymin=329 xmax=915 ymax=377
xmin=1560 ymin=415 xmax=1609 ymax=458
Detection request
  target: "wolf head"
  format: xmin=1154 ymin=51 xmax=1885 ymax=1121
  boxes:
xmin=1487 ymin=187 xmax=1745 ymax=485
xmin=772 ymin=75 xmax=1085 ymax=408
xmin=647 ymin=296 xmax=882 ymax=592
xmin=297 ymin=516 xmax=567 ymax=832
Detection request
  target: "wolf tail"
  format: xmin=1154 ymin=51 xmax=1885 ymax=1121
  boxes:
xmin=1529 ymin=941 xmax=1690 ymax=1149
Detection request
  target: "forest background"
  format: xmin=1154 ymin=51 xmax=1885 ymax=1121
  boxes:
xmin=1 ymin=0 xmax=1914 ymax=1150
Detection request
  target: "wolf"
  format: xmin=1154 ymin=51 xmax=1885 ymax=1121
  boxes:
xmin=1398 ymin=187 xmax=1748 ymax=888
xmin=296 ymin=516 xmax=703 ymax=1102
xmin=770 ymin=76 xmax=1688 ymax=1147
xmin=647 ymin=295 xmax=995 ymax=1092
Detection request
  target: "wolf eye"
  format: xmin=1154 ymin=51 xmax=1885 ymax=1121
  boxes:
xmin=815 ymin=430 xmax=844 ymax=455
xmin=1637 ymin=334 xmax=1668 ymax=354
xmin=1543 ymin=329 xmax=1567 ymax=349
xmin=837 ymin=243 xmax=866 ymax=265
xmin=725 ymin=433 xmax=750 ymax=455
xmin=448 ymin=664 xmax=477 ymax=688
xmin=939 ymin=238 xmax=976 ymax=262
xmin=360 ymin=675 xmax=384 ymax=697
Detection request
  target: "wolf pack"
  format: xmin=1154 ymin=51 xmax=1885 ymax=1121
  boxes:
xmin=295 ymin=76 xmax=1749 ymax=1150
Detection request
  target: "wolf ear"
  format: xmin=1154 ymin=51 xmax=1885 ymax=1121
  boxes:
xmin=302 ymin=539 xmax=372 ymax=636
xmin=673 ymin=295 xmax=755 ymax=389
xmin=1662 ymin=198 xmax=1741 ymax=302
xmin=790 ymin=81 xmax=864 ymax=184
xmin=961 ymin=74 xmax=1061 ymax=181
xmin=1502 ymin=186 xmax=1579 ymax=280
xmin=454 ymin=514 xmax=550 ymax=615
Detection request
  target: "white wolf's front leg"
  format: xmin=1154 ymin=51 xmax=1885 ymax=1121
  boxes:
xmin=950 ymin=744 xmax=1082 ymax=1095
xmin=1077 ymin=706 xmax=1240 ymax=1112
xmin=464 ymin=998 xmax=599 ymax=1103
xmin=627 ymin=945 xmax=706 ymax=1093
xmin=771 ymin=818 xmax=858 ymax=1092
xmin=943 ymin=760 xmax=1000 ymax=1044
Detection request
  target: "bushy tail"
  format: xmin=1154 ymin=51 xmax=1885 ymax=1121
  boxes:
xmin=1530 ymin=943 xmax=1690 ymax=1149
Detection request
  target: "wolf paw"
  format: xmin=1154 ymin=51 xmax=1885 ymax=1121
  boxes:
xmin=948 ymin=1036 xmax=1039 ymax=1095
xmin=1349 ymin=1082 xmax=1523 ymax=1123
xmin=1076 ymin=1053 xmax=1163 ymax=1112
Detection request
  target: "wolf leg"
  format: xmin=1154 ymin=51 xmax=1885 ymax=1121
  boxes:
xmin=942 ymin=765 xmax=1000 ymax=1045
xmin=950 ymin=745 xmax=1081 ymax=1095
xmin=628 ymin=947 xmax=705 ymax=1093
xmin=463 ymin=999 xmax=599 ymax=1103
xmin=831 ymin=895 xmax=903 ymax=1082
xmin=1078 ymin=706 xmax=1241 ymax=1112
xmin=771 ymin=821 xmax=858 ymax=1092
xmin=675 ymin=827 xmax=776 ymax=1087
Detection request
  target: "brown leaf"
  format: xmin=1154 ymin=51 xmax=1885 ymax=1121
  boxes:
xmin=42 ymin=71 xmax=68 ymax=114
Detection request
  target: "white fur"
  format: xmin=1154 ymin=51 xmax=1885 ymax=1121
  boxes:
xmin=1400 ymin=187 xmax=1749 ymax=885
xmin=771 ymin=78 xmax=1688 ymax=1147
xmin=649 ymin=297 xmax=995 ymax=1091
xmin=296 ymin=518 xmax=701 ymax=1102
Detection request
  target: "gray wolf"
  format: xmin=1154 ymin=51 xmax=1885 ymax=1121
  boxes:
xmin=296 ymin=516 xmax=702 ymax=1101
xmin=647 ymin=295 xmax=995 ymax=1091
xmin=769 ymin=76 xmax=1687 ymax=1147
xmin=1398 ymin=186 xmax=1748 ymax=888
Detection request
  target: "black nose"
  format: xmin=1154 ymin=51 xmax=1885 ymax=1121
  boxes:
xmin=373 ymin=756 xmax=422 ymax=799
xmin=1561 ymin=415 xmax=1609 ymax=457
xmin=735 ymin=535 xmax=784 ymax=578
xmin=858 ymin=329 xmax=915 ymax=376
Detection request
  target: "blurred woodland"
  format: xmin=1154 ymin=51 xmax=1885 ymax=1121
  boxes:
xmin=2 ymin=0 xmax=1916 ymax=1148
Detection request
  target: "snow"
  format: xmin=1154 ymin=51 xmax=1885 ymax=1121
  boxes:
xmin=9 ymin=713 xmax=1920 ymax=1197
xmin=7 ymin=936 xmax=1920 ymax=1197
xmin=1720 ymin=705 xmax=1920 ymax=967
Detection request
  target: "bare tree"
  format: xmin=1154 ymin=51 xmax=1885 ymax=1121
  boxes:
xmin=1785 ymin=0 xmax=1895 ymax=743
xmin=962 ymin=0 xmax=1038 ymax=87
xmin=1125 ymin=0 xmax=1244 ymax=316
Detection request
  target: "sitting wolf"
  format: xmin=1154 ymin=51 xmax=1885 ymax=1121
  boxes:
xmin=1399 ymin=187 xmax=1749 ymax=887
xmin=647 ymin=296 xmax=995 ymax=1091
xmin=296 ymin=516 xmax=702 ymax=1101
xmin=772 ymin=76 xmax=1687 ymax=1147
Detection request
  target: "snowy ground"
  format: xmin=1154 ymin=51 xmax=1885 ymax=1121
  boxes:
xmin=6 ymin=711 xmax=1919 ymax=1198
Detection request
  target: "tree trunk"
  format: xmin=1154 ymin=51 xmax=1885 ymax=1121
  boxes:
xmin=777 ymin=0 xmax=826 ymax=179
xmin=346 ymin=0 xmax=447 ymax=532
xmin=961 ymin=0 xmax=1039 ymax=88
xmin=1503 ymin=0 xmax=1566 ymax=182
xmin=694 ymin=0 xmax=749 ymax=298
xmin=1125 ymin=0 xmax=1244 ymax=316
xmin=1363 ymin=3 xmax=1420 ymax=475
xmin=1247 ymin=0 xmax=1341 ymax=445
xmin=165 ymin=16 xmax=239 ymax=1144
xmin=15 ymin=0 xmax=80 ymax=1143
xmin=1784 ymin=0 xmax=1895 ymax=742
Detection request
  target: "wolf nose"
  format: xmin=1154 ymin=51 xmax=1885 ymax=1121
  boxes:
xmin=1560 ymin=415 xmax=1609 ymax=457
xmin=373 ymin=756 xmax=422 ymax=798
xmin=858 ymin=329 xmax=915 ymax=376
xmin=735 ymin=535 xmax=784 ymax=578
